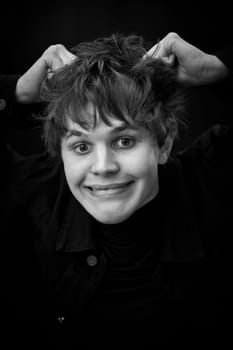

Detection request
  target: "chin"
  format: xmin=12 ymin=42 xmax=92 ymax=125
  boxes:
xmin=93 ymin=211 xmax=133 ymax=225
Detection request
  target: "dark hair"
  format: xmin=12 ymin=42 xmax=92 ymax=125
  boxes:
xmin=40 ymin=33 xmax=186 ymax=157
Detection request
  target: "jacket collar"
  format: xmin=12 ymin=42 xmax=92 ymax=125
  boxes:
xmin=158 ymin=157 xmax=205 ymax=262
xmin=55 ymin=157 xmax=205 ymax=262
xmin=56 ymin=194 xmax=95 ymax=252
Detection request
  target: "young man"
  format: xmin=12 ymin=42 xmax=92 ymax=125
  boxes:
xmin=0 ymin=32 xmax=232 ymax=346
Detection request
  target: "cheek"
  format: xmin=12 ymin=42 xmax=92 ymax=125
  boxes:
xmin=125 ymin=148 xmax=158 ymax=179
xmin=62 ymin=152 xmax=86 ymax=186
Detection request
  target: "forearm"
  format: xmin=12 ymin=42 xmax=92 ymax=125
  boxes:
xmin=205 ymin=46 xmax=233 ymax=84
xmin=145 ymin=33 xmax=232 ymax=86
xmin=15 ymin=56 xmax=47 ymax=104
xmin=0 ymin=74 xmax=44 ymax=130
xmin=201 ymin=53 xmax=230 ymax=85
xmin=15 ymin=44 xmax=76 ymax=104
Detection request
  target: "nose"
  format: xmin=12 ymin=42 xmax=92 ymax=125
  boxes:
xmin=90 ymin=147 xmax=120 ymax=176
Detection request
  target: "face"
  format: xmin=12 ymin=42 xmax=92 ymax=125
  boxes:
xmin=61 ymin=106 xmax=171 ymax=224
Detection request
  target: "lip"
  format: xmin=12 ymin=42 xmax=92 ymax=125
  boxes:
xmin=85 ymin=181 xmax=134 ymax=191
xmin=84 ymin=181 xmax=134 ymax=197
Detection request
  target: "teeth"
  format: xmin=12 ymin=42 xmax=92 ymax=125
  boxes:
xmin=87 ymin=182 xmax=132 ymax=192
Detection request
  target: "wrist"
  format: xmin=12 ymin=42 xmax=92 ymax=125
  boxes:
xmin=15 ymin=57 xmax=46 ymax=104
xmin=15 ymin=76 xmax=27 ymax=103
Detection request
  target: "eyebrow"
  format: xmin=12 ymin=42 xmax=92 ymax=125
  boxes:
xmin=65 ymin=124 xmax=139 ymax=139
xmin=66 ymin=129 xmax=86 ymax=139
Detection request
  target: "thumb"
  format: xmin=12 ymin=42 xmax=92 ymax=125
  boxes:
xmin=158 ymin=53 xmax=176 ymax=66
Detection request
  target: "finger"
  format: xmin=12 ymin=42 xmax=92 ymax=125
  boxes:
xmin=143 ymin=42 xmax=159 ymax=59
xmin=53 ymin=44 xmax=76 ymax=66
xmin=143 ymin=37 xmax=171 ymax=60
xmin=58 ymin=46 xmax=76 ymax=65
xmin=159 ymin=53 xmax=176 ymax=66
xmin=51 ymin=55 xmax=64 ymax=70
xmin=47 ymin=46 xmax=76 ymax=78
xmin=144 ymin=32 xmax=180 ymax=60
xmin=143 ymin=42 xmax=176 ymax=67
xmin=143 ymin=41 xmax=164 ymax=60
xmin=47 ymin=55 xmax=64 ymax=79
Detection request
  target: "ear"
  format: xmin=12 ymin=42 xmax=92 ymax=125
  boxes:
xmin=158 ymin=135 xmax=174 ymax=165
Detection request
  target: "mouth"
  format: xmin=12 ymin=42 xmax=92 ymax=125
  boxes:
xmin=84 ymin=181 xmax=134 ymax=196
xmin=85 ymin=181 xmax=133 ymax=191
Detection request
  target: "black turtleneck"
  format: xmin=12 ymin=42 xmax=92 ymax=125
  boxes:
xmin=93 ymin=195 xmax=162 ymax=266
xmin=84 ymin=196 xmax=166 ymax=323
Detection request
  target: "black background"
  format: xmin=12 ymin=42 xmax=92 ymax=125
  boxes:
xmin=1 ymin=0 xmax=232 ymax=154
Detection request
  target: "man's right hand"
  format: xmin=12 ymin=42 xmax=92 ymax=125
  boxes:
xmin=16 ymin=44 xmax=76 ymax=103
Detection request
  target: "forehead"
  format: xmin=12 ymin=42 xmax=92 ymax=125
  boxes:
xmin=66 ymin=116 xmax=133 ymax=133
xmin=66 ymin=101 xmax=140 ymax=134
xmin=64 ymin=120 xmax=149 ymax=145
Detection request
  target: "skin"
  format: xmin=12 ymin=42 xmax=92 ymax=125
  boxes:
xmin=61 ymin=103 xmax=172 ymax=224
xmin=15 ymin=32 xmax=228 ymax=104
xmin=145 ymin=32 xmax=229 ymax=86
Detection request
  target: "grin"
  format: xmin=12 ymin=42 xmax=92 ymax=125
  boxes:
xmin=84 ymin=181 xmax=134 ymax=198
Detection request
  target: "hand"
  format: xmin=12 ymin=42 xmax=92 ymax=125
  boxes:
xmin=144 ymin=32 xmax=229 ymax=86
xmin=16 ymin=44 xmax=76 ymax=103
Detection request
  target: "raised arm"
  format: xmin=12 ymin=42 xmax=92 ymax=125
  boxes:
xmin=0 ymin=44 xmax=76 ymax=141
xmin=0 ymin=44 xmax=75 ymax=116
xmin=144 ymin=32 xmax=230 ymax=86
xmin=16 ymin=44 xmax=76 ymax=103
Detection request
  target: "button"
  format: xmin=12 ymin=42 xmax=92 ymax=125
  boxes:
xmin=57 ymin=316 xmax=65 ymax=324
xmin=0 ymin=99 xmax=6 ymax=110
xmin=87 ymin=254 xmax=98 ymax=267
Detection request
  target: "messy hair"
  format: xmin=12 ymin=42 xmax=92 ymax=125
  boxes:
xmin=40 ymin=33 xmax=186 ymax=157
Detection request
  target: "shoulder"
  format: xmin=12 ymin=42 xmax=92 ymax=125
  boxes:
xmin=163 ymin=126 xmax=233 ymax=259
xmin=8 ymin=148 xmax=64 ymax=206
xmin=177 ymin=124 xmax=233 ymax=170
xmin=6 ymin=149 xmax=69 ymax=240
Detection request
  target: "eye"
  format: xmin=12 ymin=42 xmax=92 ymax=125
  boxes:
xmin=114 ymin=137 xmax=135 ymax=149
xmin=73 ymin=142 xmax=91 ymax=154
